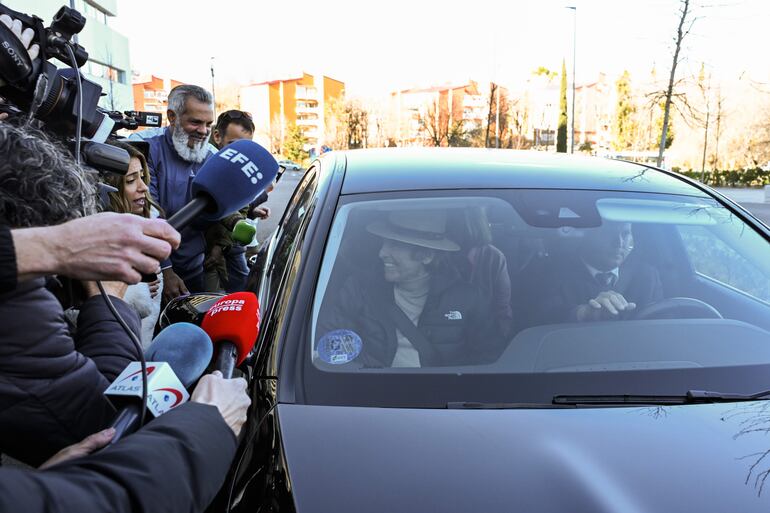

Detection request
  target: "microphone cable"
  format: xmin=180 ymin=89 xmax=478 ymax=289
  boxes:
xmin=67 ymin=43 xmax=149 ymax=429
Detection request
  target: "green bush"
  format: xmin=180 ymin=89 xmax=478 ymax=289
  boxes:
xmin=678 ymin=168 xmax=770 ymax=187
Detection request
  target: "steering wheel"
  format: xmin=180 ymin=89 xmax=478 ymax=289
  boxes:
xmin=632 ymin=297 xmax=723 ymax=320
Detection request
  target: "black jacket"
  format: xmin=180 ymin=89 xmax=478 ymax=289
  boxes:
xmin=0 ymin=278 xmax=141 ymax=466
xmin=540 ymin=256 xmax=664 ymax=323
xmin=318 ymin=270 xmax=501 ymax=367
xmin=0 ymin=402 xmax=237 ymax=513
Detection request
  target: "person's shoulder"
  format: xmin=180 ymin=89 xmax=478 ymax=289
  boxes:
xmin=127 ymin=126 xmax=166 ymax=142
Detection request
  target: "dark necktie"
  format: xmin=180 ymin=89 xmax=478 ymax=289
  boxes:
xmin=596 ymin=272 xmax=615 ymax=288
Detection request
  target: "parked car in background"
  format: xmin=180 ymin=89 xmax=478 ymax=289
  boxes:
xmin=277 ymin=159 xmax=302 ymax=172
xmin=208 ymin=148 xmax=770 ymax=512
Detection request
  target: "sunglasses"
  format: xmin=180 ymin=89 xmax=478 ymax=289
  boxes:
xmin=218 ymin=110 xmax=252 ymax=122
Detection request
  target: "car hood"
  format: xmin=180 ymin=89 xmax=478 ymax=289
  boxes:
xmin=278 ymin=402 xmax=770 ymax=513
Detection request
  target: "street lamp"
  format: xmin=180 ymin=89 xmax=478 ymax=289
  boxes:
xmin=210 ymin=57 xmax=217 ymax=117
xmin=566 ymin=6 xmax=577 ymax=153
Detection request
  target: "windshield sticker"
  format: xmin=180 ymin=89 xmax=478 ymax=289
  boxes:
xmin=317 ymin=329 xmax=362 ymax=365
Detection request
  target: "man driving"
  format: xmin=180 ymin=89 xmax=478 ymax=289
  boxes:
xmin=541 ymin=221 xmax=663 ymax=322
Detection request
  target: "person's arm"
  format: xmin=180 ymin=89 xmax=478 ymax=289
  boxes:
xmin=75 ymin=290 xmax=142 ymax=382
xmin=10 ymin=213 xmax=180 ymax=285
xmin=0 ymin=225 xmax=17 ymax=293
xmin=0 ymin=403 xmax=238 ymax=513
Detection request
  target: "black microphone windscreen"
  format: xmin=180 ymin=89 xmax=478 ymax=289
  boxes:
xmin=144 ymin=322 xmax=214 ymax=388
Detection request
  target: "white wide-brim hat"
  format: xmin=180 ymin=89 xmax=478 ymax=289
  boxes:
xmin=366 ymin=209 xmax=460 ymax=252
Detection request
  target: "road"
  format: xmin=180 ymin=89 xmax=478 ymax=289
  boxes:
xmin=713 ymin=188 xmax=770 ymax=225
xmin=254 ymin=170 xmax=303 ymax=242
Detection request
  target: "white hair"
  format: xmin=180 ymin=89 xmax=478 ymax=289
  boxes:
xmin=167 ymin=84 xmax=213 ymax=116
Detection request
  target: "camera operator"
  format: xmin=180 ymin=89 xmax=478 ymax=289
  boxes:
xmin=129 ymin=85 xmax=217 ymax=302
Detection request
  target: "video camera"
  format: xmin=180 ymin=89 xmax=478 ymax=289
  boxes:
xmin=0 ymin=4 xmax=161 ymax=175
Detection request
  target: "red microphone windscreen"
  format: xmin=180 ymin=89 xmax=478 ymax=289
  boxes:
xmin=200 ymin=292 xmax=259 ymax=365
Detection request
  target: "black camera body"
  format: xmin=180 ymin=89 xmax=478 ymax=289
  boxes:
xmin=0 ymin=4 xmax=162 ymax=176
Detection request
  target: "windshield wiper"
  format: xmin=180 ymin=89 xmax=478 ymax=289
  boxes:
xmin=553 ymin=389 xmax=770 ymax=406
xmin=446 ymin=401 xmax=572 ymax=409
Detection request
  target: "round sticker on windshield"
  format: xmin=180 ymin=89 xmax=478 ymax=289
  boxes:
xmin=317 ymin=329 xmax=362 ymax=365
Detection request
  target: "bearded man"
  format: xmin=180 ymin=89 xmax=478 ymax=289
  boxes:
xmin=130 ymin=84 xmax=216 ymax=300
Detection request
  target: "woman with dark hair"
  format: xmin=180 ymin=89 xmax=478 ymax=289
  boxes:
xmin=103 ymin=140 xmax=164 ymax=345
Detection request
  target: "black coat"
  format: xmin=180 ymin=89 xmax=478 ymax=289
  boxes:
xmin=0 ymin=278 xmax=141 ymax=466
xmin=540 ymin=256 xmax=664 ymax=323
xmin=318 ymin=270 xmax=501 ymax=367
xmin=0 ymin=402 xmax=237 ymax=513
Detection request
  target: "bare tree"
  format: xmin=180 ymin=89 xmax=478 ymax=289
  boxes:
xmin=712 ymin=88 xmax=726 ymax=169
xmin=485 ymin=82 xmax=497 ymax=148
xmin=657 ymin=0 xmax=696 ymax=167
xmin=418 ymin=97 xmax=449 ymax=147
xmin=696 ymin=63 xmax=712 ymax=181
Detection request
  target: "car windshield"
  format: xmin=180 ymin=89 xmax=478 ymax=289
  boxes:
xmin=301 ymin=189 xmax=770 ymax=407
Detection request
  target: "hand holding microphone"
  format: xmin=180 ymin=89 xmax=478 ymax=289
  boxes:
xmin=191 ymin=371 xmax=249 ymax=436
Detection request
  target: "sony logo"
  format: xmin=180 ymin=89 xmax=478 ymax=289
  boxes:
xmin=219 ymin=148 xmax=264 ymax=185
xmin=1 ymin=41 xmax=25 ymax=69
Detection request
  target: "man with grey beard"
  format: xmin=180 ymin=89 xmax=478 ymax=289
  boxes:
xmin=130 ymin=84 xmax=216 ymax=301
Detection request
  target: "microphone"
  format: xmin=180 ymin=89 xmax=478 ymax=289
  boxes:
xmin=200 ymin=292 xmax=259 ymax=379
xmin=231 ymin=219 xmax=257 ymax=245
xmin=103 ymin=323 xmax=213 ymax=444
xmin=140 ymin=139 xmax=277 ymax=282
xmin=167 ymin=139 xmax=279 ymax=232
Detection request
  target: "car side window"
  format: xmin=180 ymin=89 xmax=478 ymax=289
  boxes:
xmin=266 ymin=168 xmax=319 ymax=306
xmin=678 ymin=224 xmax=770 ymax=302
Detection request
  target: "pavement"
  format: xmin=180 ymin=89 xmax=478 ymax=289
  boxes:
xmin=253 ymin=170 xmax=303 ymax=243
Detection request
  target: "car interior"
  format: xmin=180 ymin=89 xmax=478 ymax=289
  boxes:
xmin=312 ymin=191 xmax=770 ymax=373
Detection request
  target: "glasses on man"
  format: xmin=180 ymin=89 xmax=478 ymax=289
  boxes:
xmin=218 ymin=110 xmax=252 ymax=122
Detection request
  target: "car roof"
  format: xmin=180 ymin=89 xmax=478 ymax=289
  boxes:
xmin=332 ymin=148 xmax=708 ymax=197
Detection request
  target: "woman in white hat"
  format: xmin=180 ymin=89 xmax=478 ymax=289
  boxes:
xmin=317 ymin=209 xmax=502 ymax=368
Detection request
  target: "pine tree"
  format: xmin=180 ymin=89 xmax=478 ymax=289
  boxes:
xmin=556 ymin=59 xmax=568 ymax=153
xmin=283 ymin=124 xmax=308 ymax=163
xmin=612 ymin=70 xmax=638 ymax=151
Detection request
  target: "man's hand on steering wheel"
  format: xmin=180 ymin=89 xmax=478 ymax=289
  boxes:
xmin=576 ymin=291 xmax=636 ymax=322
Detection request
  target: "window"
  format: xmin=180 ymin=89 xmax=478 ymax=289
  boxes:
xmin=87 ymin=61 xmax=127 ymax=84
xmin=302 ymin=189 xmax=770 ymax=408
xmin=266 ymin=169 xmax=319 ymax=306
xmin=679 ymin=224 xmax=770 ymax=302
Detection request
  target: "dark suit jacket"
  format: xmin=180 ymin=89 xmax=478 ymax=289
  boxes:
xmin=539 ymin=256 xmax=664 ymax=323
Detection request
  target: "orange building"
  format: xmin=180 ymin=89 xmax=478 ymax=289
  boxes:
xmin=240 ymin=72 xmax=345 ymax=153
xmin=132 ymin=74 xmax=184 ymax=125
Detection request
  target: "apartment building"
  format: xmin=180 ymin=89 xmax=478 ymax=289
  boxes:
xmin=240 ymin=72 xmax=345 ymax=153
xmin=132 ymin=74 xmax=184 ymax=123
xmin=2 ymin=0 xmax=133 ymax=112
xmin=388 ymin=81 xmax=484 ymax=146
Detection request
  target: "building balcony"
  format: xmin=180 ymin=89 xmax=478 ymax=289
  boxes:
xmin=296 ymin=117 xmax=319 ymax=126
xmin=295 ymin=87 xmax=318 ymax=100
xmin=296 ymin=105 xmax=320 ymax=115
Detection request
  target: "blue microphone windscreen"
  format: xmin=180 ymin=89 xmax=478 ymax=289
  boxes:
xmin=144 ymin=322 xmax=214 ymax=388
xmin=192 ymin=139 xmax=279 ymax=221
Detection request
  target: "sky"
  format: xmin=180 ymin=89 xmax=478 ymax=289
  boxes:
xmin=112 ymin=0 xmax=770 ymax=97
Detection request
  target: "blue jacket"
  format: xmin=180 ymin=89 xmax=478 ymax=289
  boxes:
xmin=129 ymin=128 xmax=216 ymax=282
